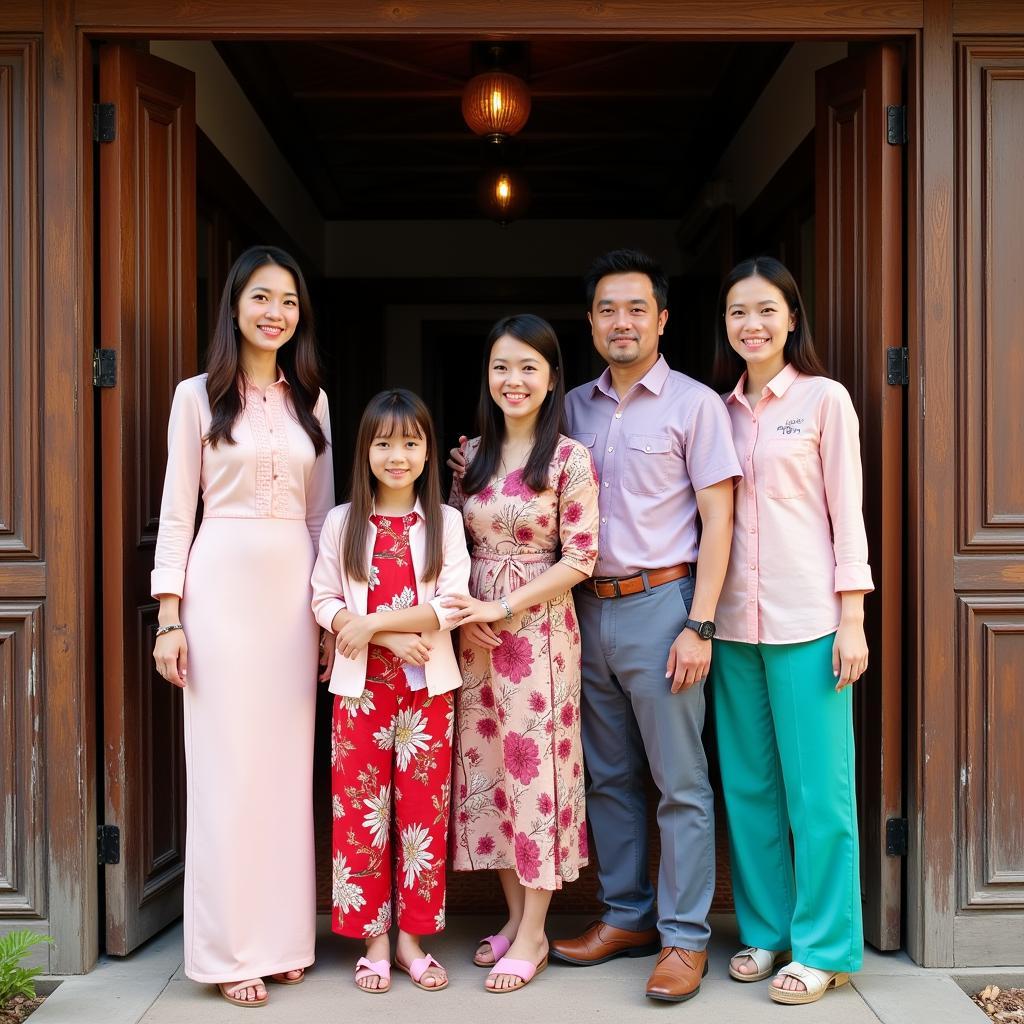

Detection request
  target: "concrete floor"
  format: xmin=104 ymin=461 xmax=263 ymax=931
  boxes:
xmin=32 ymin=914 xmax=997 ymax=1024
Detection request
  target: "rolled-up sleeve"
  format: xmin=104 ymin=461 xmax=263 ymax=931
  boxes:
xmin=151 ymin=382 xmax=203 ymax=599
xmin=311 ymin=508 xmax=347 ymax=632
xmin=305 ymin=390 xmax=335 ymax=553
xmin=427 ymin=508 xmax=472 ymax=631
xmin=820 ymin=387 xmax=874 ymax=594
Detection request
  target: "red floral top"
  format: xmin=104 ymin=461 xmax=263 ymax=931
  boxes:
xmin=366 ymin=512 xmax=424 ymax=691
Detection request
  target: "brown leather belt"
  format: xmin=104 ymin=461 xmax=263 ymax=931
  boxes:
xmin=582 ymin=563 xmax=691 ymax=600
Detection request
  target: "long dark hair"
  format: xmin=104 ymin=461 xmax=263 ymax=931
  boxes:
xmin=712 ymin=256 xmax=828 ymax=389
xmin=204 ymin=245 xmax=327 ymax=455
xmin=343 ymin=389 xmax=444 ymax=583
xmin=462 ymin=314 xmax=567 ymax=496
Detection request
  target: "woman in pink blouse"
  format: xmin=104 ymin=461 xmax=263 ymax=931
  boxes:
xmin=709 ymin=257 xmax=872 ymax=1005
xmin=151 ymin=247 xmax=334 ymax=1007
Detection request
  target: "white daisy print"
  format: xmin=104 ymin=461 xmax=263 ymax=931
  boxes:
xmin=377 ymin=585 xmax=417 ymax=612
xmin=368 ymin=564 xmax=381 ymax=591
xmin=393 ymin=707 xmax=432 ymax=771
xmin=332 ymin=853 xmax=366 ymax=915
xmin=400 ymin=823 xmax=435 ymax=889
xmin=373 ymin=716 xmax=396 ymax=751
xmin=340 ymin=691 xmax=376 ymax=717
xmin=363 ymin=900 xmax=392 ymax=937
xmin=362 ymin=784 xmax=391 ymax=849
xmin=434 ymin=906 xmax=446 ymax=931
xmin=332 ymin=794 xmax=345 ymax=819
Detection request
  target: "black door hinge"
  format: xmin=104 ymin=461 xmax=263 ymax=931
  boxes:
xmin=886 ymin=346 xmax=909 ymax=386
xmin=93 ymin=102 xmax=116 ymax=143
xmin=885 ymin=817 xmax=908 ymax=857
xmin=93 ymin=349 xmax=116 ymax=387
xmin=98 ymin=825 xmax=121 ymax=865
xmin=886 ymin=105 xmax=907 ymax=145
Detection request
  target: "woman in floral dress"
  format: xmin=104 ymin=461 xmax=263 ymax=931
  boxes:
xmin=444 ymin=314 xmax=599 ymax=993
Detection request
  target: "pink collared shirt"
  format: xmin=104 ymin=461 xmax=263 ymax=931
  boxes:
xmin=564 ymin=355 xmax=741 ymax=578
xmin=715 ymin=364 xmax=874 ymax=645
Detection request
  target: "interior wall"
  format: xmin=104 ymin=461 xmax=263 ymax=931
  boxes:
xmin=716 ymin=41 xmax=847 ymax=213
xmin=324 ymin=219 xmax=683 ymax=278
xmin=150 ymin=41 xmax=324 ymax=270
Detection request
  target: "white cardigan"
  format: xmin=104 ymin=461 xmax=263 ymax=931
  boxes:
xmin=311 ymin=500 xmax=470 ymax=697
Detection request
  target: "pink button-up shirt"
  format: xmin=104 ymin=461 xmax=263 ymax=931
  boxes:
xmin=715 ymin=364 xmax=874 ymax=645
xmin=564 ymin=355 xmax=741 ymax=578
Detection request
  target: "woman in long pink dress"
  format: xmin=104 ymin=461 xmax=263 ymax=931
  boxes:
xmin=445 ymin=314 xmax=599 ymax=993
xmin=151 ymin=246 xmax=334 ymax=1008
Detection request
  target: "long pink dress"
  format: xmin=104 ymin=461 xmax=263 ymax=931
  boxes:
xmin=152 ymin=372 xmax=334 ymax=983
xmin=450 ymin=436 xmax=599 ymax=890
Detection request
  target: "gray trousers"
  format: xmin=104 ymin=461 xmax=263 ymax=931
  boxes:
xmin=577 ymin=575 xmax=714 ymax=950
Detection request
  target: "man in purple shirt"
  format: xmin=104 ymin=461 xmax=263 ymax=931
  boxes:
xmin=548 ymin=251 xmax=739 ymax=1003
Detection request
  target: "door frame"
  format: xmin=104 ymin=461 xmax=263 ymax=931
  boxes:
xmin=33 ymin=0 xmax=956 ymax=972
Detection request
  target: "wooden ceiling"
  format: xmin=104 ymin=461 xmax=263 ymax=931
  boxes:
xmin=216 ymin=39 xmax=789 ymax=220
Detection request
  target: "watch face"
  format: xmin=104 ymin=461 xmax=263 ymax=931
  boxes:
xmin=698 ymin=621 xmax=716 ymax=640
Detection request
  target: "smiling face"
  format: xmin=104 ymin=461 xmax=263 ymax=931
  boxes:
xmin=487 ymin=333 xmax=555 ymax=431
xmin=234 ymin=263 xmax=300 ymax=360
xmin=588 ymin=271 xmax=668 ymax=373
xmin=368 ymin=416 xmax=428 ymax=505
xmin=724 ymin=274 xmax=796 ymax=378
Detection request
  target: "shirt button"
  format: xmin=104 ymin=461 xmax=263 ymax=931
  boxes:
xmin=603 ymin=481 xmax=609 ymax=488
xmin=607 ymin=446 xmax=614 ymax=453
xmin=749 ymin=563 xmax=756 ymax=570
xmin=749 ymin=526 xmax=756 ymax=533
xmin=615 ymin=411 xmax=622 ymax=418
xmin=645 ymin=445 xmax=651 ymax=452
xmin=601 ymin=517 xmax=607 ymax=524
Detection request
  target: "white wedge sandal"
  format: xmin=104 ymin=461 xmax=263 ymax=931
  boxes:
xmin=769 ymin=961 xmax=850 ymax=1004
xmin=728 ymin=947 xmax=791 ymax=982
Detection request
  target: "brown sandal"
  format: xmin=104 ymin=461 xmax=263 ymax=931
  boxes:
xmin=217 ymin=980 xmax=268 ymax=1007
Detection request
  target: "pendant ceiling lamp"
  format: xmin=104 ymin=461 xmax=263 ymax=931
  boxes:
xmin=478 ymin=166 xmax=529 ymax=226
xmin=462 ymin=68 xmax=531 ymax=143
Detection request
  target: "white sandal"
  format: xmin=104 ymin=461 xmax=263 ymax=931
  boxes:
xmin=769 ymin=961 xmax=850 ymax=1004
xmin=728 ymin=946 xmax=790 ymax=982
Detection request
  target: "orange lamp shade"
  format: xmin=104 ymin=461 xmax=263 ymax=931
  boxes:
xmin=462 ymin=70 xmax=531 ymax=142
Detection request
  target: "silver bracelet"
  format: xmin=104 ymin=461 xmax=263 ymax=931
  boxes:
xmin=499 ymin=596 xmax=513 ymax=621
xmin=155 ymin=623 xmax=184 ymax=638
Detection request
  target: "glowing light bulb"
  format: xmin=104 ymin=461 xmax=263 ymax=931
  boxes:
xmin=491 ymin=90 xmax=503 ymax=114
xmin=497 ymin=176 xmax=511 ymax=201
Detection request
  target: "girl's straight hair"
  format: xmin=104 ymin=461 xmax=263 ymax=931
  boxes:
xmin=205 ymin=245 xmax=328 ymax=455
xmin=344 ymin=389 xmax=444 ymax=582
xmin=712 ymin=255 xmax=829 ymax=389
xmin=462 ymin=313 xmax=567 ymax=496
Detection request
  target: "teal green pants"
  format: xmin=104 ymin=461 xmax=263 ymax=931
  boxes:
xmin=711 ymin=633 xmax=862 ymax=973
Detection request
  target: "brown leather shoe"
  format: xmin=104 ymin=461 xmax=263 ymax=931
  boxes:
xmin=645 ymin=947 xmax=709 ymax=1003
xmin=550 ymin=921 xmax=661 ymax=966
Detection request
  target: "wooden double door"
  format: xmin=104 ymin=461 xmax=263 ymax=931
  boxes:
xmin=94 ymin=42 xmax=907 ymax=956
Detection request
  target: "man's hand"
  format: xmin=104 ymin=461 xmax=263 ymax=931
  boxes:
xmin=447 ymin=435 xmax=468 ymax=477
xmin=665 ymin=628 xmax=711 ymax=693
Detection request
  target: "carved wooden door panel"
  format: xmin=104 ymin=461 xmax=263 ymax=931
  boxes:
xmin=97 ymin=44 xmax=196 ymax=955
xmin=815 ymin=43 xmax=905 ymax=951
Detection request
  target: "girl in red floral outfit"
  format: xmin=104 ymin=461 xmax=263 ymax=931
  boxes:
xmin=311 ymin=390 xmax=470 ymax=994
xmin=444 ymin=315 xmax=599 ymax=993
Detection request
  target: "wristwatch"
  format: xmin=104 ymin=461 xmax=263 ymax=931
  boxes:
xmin=684 ymin=618 xmax=716 ymax=641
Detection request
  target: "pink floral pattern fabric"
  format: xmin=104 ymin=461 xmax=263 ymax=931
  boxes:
xmin=450 ymin=436 xmax=599 ymax=889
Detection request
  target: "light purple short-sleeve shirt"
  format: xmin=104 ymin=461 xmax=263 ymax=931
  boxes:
xmin=564 ymin=355 xmax=741 ymax=578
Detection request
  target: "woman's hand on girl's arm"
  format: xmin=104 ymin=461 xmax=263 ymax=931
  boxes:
xmin=375 ymin=630 xmax=433 ymax=666
xmin=447 ymin=435 xmax=469 ymax=477
xmin=833 ymin=591 xmax=869 ymax=691
xmin=440 ymin=594 xmax=503 ymax=626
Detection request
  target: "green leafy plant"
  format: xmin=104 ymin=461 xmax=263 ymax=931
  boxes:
xmin=0 ymin=930 xmax=53 ymax=1003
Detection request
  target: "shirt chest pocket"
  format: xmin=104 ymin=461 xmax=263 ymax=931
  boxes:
xmin=760 ymin=437 xmax=817 ymax=500
xmin=624 ymin=434 xmax=673 ymax=496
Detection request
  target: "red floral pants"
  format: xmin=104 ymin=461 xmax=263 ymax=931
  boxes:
xmin=330 ymin=683 xmax=453 ymax=937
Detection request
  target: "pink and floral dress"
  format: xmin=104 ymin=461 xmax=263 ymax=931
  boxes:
xmin=450 ymin=436 xmax=599 ymax=889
